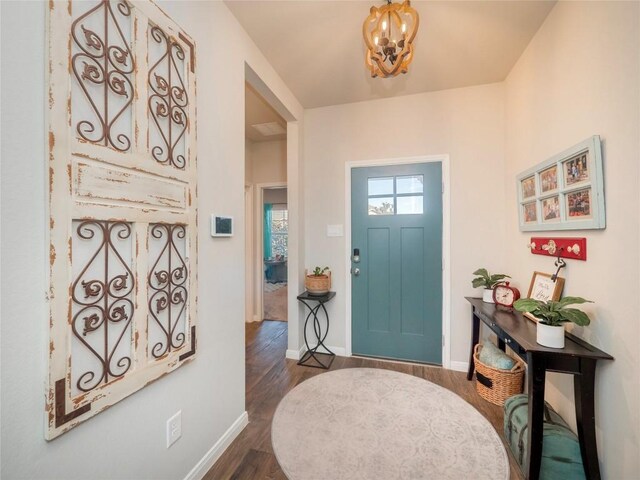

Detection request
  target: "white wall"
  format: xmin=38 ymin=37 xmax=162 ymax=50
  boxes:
xmin=0 ymin=1 xmax=302 ymax=479
xmin=503 ymin=2 xmax=640 ymax=477
xmin=303 ymin=83 xmax=507 ymax=364
xmin=247 ymin=138 xmax=287 ymax=184
xmin=245 ymin=138 xmax=254 ymax=184
xmin=264 ymin=188 xmax=288 ymax=205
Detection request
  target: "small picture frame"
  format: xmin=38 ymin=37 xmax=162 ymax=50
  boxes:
xmin=539 ymin=165 xmax=558 ymax=193
xmin=516 ymin=135 xmax=605 ymax=231
xmin=523 ymin=201 xmax=537 ymax=223
xmin=524 ymin=271 xmax=565 ymax=322
xmin=541 ymin=196 xmax=560 ymax=222
xmin=521 ymin=176 xmax=536 ymax=200
xmin=566 ymin=187 xmax=592 ymax=219
xmin=563 ymin=152 xmax=590 ymax=186
xmin=211 ymin=215 xmax=233 ymax=237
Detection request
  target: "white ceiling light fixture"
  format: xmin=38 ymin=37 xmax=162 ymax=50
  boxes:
xmin=362 ymin=0 xmax=419 ymax=78
xmin=252 ymin=122 xmax=286 ymax=137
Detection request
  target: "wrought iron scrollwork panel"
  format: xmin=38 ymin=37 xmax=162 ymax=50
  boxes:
xmin=71 ymin=220 xmax=135 ymax=395
xmin=148 ymin=25 xmax=189 ymax=169
xmin=147 ymin=224 xmax=189 ymax=358
xmin=71 ymin=0 xmax=135 ymax=151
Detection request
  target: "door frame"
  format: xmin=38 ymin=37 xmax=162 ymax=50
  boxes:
xmin=254 ymin=182 xmax=287 ymax=322
xmin=245 ymin=184 xmax=255 ymax=322
xmin=344 ymin=155 xmax=452 ymax=368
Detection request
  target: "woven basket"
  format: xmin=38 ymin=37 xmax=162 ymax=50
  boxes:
xmin=305 ymin=270 xmax=331 ymax=295
xmin=474 ymin=343 xmax=525 ymax=406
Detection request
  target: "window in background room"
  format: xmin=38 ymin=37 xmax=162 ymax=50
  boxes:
xmin=271 ymin=205 xmax=288 ymax=258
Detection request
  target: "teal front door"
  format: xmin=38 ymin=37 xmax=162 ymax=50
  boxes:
xmin=351 ymin=163 xmax=443 ymax=364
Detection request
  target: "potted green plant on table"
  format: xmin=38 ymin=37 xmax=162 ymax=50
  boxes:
xmin=305 ymin=266 xmax=331 ymax=296
xmin=513 ymin=297 xmax=592 ymax=348
xmin=472 ymin=268 xmax=511 ymax=304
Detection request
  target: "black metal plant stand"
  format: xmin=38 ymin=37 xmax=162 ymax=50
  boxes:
xmin=297 ymin=291 xmax=336 ymax=369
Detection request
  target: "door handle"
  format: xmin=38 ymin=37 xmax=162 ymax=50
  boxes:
xmin=352 ymin=267 xmax=360 ymax=276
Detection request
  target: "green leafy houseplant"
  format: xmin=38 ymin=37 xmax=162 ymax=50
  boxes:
xmin=311 ymin=266 xmax=330 ymax=276
xmin=471 ymin=268 xmax=510 ymax=289
xmin=513 ymin=297 xmax=592 ymax=327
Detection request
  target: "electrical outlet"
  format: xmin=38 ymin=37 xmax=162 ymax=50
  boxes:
xmin=166 ymin=410 xmax=182 ymax=448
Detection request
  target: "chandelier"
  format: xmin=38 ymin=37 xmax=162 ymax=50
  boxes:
xmin=362 ymin=0 xmax=419 ymax=78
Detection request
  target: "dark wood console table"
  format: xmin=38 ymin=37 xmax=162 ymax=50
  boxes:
xmin=466 ymin=297 xmax=613 ymax=480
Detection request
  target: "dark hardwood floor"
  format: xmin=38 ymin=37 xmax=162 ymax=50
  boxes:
xmin=204 ymin=320 xmax=523 ymax=479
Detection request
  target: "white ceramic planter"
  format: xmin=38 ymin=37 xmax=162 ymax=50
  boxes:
xmin=537 ymin=322 xmax=565 ymax=348
xmin=482 ymin=289 xmax=495 ymax=303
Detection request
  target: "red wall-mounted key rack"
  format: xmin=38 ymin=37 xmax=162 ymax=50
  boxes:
xmin=527 ymin=237 xmax=587 ymax=261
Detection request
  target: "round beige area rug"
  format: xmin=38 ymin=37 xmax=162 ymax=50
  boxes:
xmin=272 ymin=368 xmax=508 ymax=480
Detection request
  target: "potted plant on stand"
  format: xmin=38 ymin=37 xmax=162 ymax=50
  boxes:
xmin=513 ymin=297 xmax=592 ymax=348
xmin=472 ymin=268 xmax=511 ymax=303
xmin=305 ymin=267 xmax=331 ymax=296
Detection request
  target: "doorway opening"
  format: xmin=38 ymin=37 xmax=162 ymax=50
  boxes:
xmin=263 ymin=188 xmax=288 ymax=321
xmin=244 ymin=82 xmax=288 ymax=326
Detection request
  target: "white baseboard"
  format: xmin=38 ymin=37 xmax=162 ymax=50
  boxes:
xmin=323 ymin=345 xmax=346 ymax=357
xmin=449 ymin=361 xmax=469 ymax=373
xmin=183 ymin=411 xmax=249 ymax=480
xmin=286 ymin=344 xmax=306 ymax=360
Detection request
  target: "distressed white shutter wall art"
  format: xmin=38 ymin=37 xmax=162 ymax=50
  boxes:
xmin=46 ymin=0 xmax=197 ymax=440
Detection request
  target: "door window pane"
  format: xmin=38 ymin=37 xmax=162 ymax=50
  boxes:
xmin=368 ymin=177 xmax=394 ymax=196
xmin=396 ymin=175 xmax=424 ymax=194
xmin=368 ymin=197 xmax=395 ymax=215
xmin=397 ymin=195 xmax=423 ymax=215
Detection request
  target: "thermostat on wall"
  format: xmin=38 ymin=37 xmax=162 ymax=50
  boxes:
xmin=211 ymin=215 xmax=233 ymax=237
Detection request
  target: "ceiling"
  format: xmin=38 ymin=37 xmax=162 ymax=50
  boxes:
xmin=245 ymin=83 xmax=287 ymax=142
xmin=227 ymin=1 xmax=556 ymax=108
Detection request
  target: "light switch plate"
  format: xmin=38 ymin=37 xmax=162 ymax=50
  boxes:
xmin=327 ymin=224 xmax=344 ymax=237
